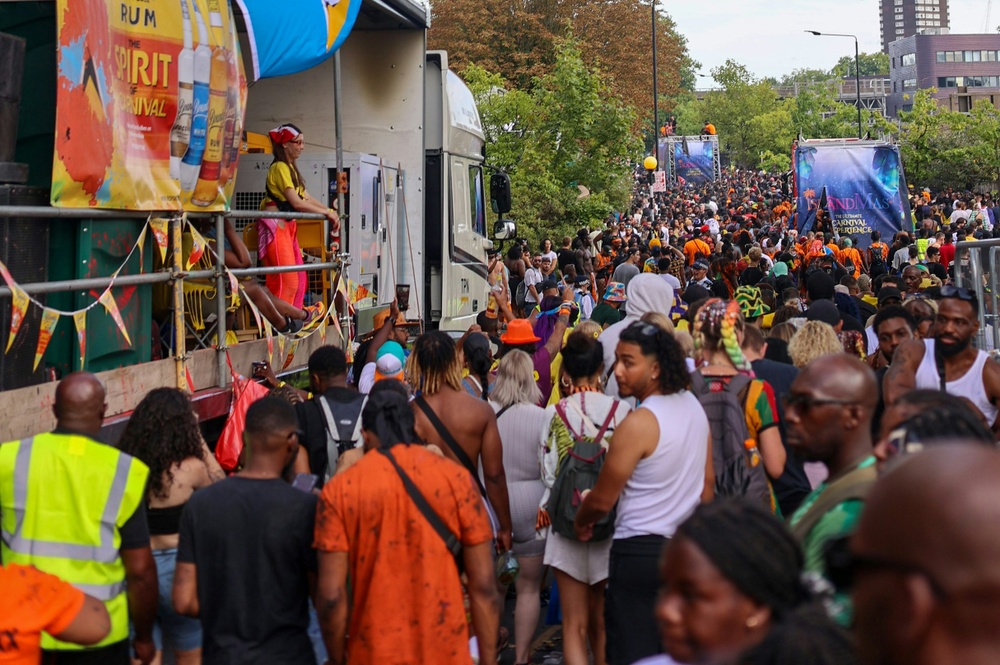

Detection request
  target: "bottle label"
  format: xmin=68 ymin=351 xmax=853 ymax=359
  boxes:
xmin=183 ymin=81 xmax=209 ymax=166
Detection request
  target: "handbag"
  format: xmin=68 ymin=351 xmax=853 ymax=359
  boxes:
xmin=216 ymin=354 xmax=270 ymax=471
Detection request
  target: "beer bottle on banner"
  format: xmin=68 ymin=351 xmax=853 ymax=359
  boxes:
xmin=191 ymin=42 xmax=228 ymax=206
xmin=169 ymin=0 xmax=194 ymax=181
xmin=180 ymin=0 xmax=211 ymax=192
xmin=219 ymin=47 xmax=237 ymax=186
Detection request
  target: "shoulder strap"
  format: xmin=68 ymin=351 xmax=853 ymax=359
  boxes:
xmin=789 ymin=463 xmax=878 ymax=543
xmin=592 ymin=401 xmax=620 ymax=445
xmin=496 ymin=404 xmax=514 ymax=420
xmin=413 ymin=395 xmax=486 ymax=494
xmin=554 ymin=401 xmax=580 ymax=439
xmin=378 ymin=447 xmax=462 ymax=570
xmin=934 ymin=340 xmax=947 ymax=392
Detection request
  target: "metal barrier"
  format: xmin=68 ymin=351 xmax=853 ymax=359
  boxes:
xmin=0 ymin=206 xmax=350 ymax=391
xmin=956 ymin=239 xmax=1000 ymax=351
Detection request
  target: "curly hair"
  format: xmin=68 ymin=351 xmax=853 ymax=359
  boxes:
xmin=788 ymin=321 xmax=842 ymax=369
xmin=619 ymin=321 xmax=691 ymax=394
xmin=118 ymin=388 xmax=205 ymax=500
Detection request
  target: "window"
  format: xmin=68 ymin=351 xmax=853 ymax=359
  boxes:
xmin=896 ymin=20 xmax=904 ymax=27
xmin=902 ymin=53 xmax=916 ymax=66
xmin=469 ymin=165 xmax=486 ymax=237
xmin=903 ymin=78 xmax=917 ymax=89
xmin=935 ymin=50 xmax=1000 ymax=63
xmin=896 ymin=29 xmax=906 ymax=35
xmin=894 ymin=0 xmax=903 ymax=5
xmin=937 ymin=76 xmax=1000 ymax=88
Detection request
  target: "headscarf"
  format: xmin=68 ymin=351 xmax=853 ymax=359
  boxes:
xmin=268 ymin=124 xmax=301 ymax=145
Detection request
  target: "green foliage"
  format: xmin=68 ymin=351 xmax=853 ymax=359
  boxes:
xmin=831 ymin=52 xmax=889 ymax=78
xmin=464 ymin=35 xmax=640 ymax=246
xmin=897 ymin=90 xmax=1000 ymax=191
xmin=758 ymin=150 xmax=791 ymax=172
xmin=778 ymin=68 xmax=832 ymax=87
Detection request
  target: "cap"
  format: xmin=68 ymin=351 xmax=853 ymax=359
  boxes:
xmin=573 ymin=274 xmax=590 ymax=285
xmin=806 ymin=300 xmax=841 ymax=326
xmin=500 ymin=318 xmax=542 ymax=345
xmin=603 ymin=282 xmax=627 ymax=303
xmin=539 ymin=279 xmax=560 ymax=293
xmin=735 ymin=286 xmax=767 ymax=319
xmin=878 ymin=286 xmax=903 ymax=305
xmin=374 ymin=353 xmax=405 ymax=382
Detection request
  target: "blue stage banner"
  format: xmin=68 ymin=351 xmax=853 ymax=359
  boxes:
xmin=794 ymin=143 xmax=910 ymax=249
xmin=234 ymin=0 xmax=363 ymax=79
xmin=674 ymin=139 xmax=715 ymax=185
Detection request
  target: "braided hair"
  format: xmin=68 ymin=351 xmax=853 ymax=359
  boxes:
xmin=696 ymin=299 xmax=755 ymax=376
xmin=462 ymin=333 xmax=492 ymax=400
xmin=361 ymin=380 xmax=417 ymax=448
xmin=407 ymin=330 xmax=462 ymax=395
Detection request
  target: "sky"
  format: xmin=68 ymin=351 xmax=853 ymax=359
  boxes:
xmin=667 ymin=0 xmax=993 ymax=86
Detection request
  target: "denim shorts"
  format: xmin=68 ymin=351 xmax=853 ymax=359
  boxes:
xmin=153 ymin=548 xmax=202 ymax=652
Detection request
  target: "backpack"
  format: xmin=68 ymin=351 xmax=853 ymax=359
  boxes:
xmin=842 ymin=252 xmax=856 ymax=276
xmin=316 ymin=393 xmax=368 ymax=483
xmin=515 ymin=279 xmax=528 ymax=309
xmin=547 ymin=399 xmax=619 ymax=541
xmin=689 ymin=373 xmax=770 ymax=508
xmin=868 ymin=243 xmax=887 ymax=276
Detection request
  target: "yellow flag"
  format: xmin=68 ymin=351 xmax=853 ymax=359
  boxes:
xmin=135 ymin=224 xmax=148 ymax=272
xmin=6 ymin=284 xmax=30 ymax=353
xmin=99 ymin=290 xmax=132 ymax=346
xmin=282 ymin=339 xmax=299 ymax=371
xmin=73 ymin=310 xmax=87 ymax=370
xmin=187 ymin=226 xmax=208 ymax=270
xmin=33 ymin=308 xmax=60 ymax=371
xmin=149 ymin=218 xmax=170 ymax=264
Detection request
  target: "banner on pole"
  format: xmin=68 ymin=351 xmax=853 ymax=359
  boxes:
xmin=651 ymin=171 xmax=666 ymax=193
xmin=52 ymin=0 xmax=248 ymax=211
xmin=673 ymin=140 xmax=715 ymax=185
xmin=794 ymin=142 xmax=910 ymax=249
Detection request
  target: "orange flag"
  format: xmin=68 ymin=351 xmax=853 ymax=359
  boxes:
xmin=33 ymin=308 xmax=60 ymax=371
xmin=99 ymin=290 xmax=132 ymax=346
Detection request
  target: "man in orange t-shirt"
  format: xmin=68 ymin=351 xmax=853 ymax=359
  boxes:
xmin=683 ymin=228 xmax=712 ymax=266
xmin=1 ymin=563 xmax=111 ymax=664
xmin=314 ymin=388 xmax=497 ymax=665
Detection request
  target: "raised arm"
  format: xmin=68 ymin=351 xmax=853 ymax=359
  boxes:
xmin=882 ymin=339 xmax=924 ymax=406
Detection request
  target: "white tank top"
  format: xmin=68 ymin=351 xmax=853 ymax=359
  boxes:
xmin=914 ymin=338 xmax=998 ymax=424
xmin=614 ymin=391 xmax=709 ymax=540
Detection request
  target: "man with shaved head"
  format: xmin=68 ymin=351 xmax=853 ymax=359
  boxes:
xmin=0 ymin=372 xmax=157 ymax=663
xmin=852 ymin=446 xmax=1000 ymax=665
xmin=784 ymin=354 xmax=879 ymax=624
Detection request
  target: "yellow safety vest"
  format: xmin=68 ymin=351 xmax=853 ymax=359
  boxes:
xmin=0 ymin=432 xmax=149 ymax=649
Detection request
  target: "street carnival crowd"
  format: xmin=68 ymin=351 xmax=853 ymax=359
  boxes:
xmin=7 ymin=161 xmax=1000 ymax=665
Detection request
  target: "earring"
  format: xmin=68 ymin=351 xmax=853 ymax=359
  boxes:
xmin=746 ymin=617 xmax=760 ymax=629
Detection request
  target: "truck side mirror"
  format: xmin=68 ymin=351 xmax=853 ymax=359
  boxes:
xmin=493 ymin=218 xmax=516 ymax=241
xmin=490 ymin=172 xmax=512 ymax=215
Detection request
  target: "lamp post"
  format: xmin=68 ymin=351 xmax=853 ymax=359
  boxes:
xmin=652 ymin=0 xmax=659 ymax=157
xmin=644 ymin=155 xmax=657 ymax=204
xmin=806 ymin=30 xmax=863 ymax=139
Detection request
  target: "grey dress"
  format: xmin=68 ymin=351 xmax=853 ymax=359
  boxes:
xmin=493 ymin=401 xmax=549 ymax=557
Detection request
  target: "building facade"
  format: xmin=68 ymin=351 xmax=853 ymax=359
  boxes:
xmin=880 ymin=0 xmax=949 ymax=53
xmin=888 ymin=33 xmax=1000 ymax=116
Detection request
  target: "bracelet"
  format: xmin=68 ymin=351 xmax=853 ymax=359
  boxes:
xmin=277 ymin=381 xmax=287 ymax=389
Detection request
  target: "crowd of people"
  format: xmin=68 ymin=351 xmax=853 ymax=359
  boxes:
xmin=4 ymin=166 xmax=1000 ymax=665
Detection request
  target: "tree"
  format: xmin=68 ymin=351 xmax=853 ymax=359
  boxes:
xmin=831 ymin=51 xmax=889 ymax=78
xmin=777 ymin=68 xmax=832 ymax=87
xmin=699 ymin=60 xmax=784 ymax=168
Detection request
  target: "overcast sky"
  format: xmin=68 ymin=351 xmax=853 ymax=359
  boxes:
xmin=666 ymin=0 xmax=993 ymax=86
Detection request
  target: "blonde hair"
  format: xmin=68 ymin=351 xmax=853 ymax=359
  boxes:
xmin=490 ymin=350 xmax=542 ymax=408
xmin=641 ymin=311 xmax=675 ymax=335
xmin=405 ymin=331 xmax=463 ymax=395
xmin=768 ymin=322 xmax=798 ymax=344
xmin=747 ymin=246 xmax=762 ymax=263
xmin=575 ymin=320 xmax=603 ymax=339
xmin=788 ymin=321 xmax=842 ymax=369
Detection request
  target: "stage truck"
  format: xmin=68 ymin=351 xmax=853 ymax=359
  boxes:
xmin=0 ymin=0 xmax=513 ymax=443
xmin=792 ymin=137 xmax=910 ymax=249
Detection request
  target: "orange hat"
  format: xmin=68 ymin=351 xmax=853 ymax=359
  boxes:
xmin=500 ymin=319 xmax=541 ymax=345
xmin=373 ymin=308 xmax=408 ymax=329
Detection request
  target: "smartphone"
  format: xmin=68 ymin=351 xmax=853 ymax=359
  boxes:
xmin=291 ymin=473 xmax=318 ymax=493
xmin=395 ymin=284 xmax=410 ymax=313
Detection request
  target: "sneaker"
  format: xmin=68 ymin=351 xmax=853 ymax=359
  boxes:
xmin=302 ymin=302 xmax=327 ymax=330
xmin=283 ymin=316 xmax=303 ymax=334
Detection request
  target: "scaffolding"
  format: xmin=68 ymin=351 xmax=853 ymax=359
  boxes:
xmin=659 ymin=135 xmax=722 ymax=185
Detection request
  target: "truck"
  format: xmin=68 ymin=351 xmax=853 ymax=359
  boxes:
xmin=0 ymin=0 xmax=513 ymax=443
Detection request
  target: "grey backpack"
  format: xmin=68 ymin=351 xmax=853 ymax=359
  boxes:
xmin=316 ymin=393 xmax=368 ymax=483
xmin=690 ymin=372 xmax=771 ymax=508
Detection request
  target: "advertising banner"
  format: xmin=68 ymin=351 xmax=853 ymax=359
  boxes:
xmin=53 ymin=0 xmax=247 ymax=211
xmin=234 ymin=0 xmax=363 ymax=80
xmin=794 ymin=143 xmax=910 ymax=249
xmin=673 ymin=139 xmax=715 ymax=185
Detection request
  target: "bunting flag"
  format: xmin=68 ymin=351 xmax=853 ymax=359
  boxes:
xmin=282 ymin=338 xmax=299 ymax=371
xmin=263 ymin=319 xmax=274 ymax=361
xmin=245 ymin=292 xmax=264 ymax=337
xmin=150 ymin=218 xmax=170 ymax=264
xmin=234 ymin=0 xmax=363 ymax=80
xmin=33 ymin=308 xmax=60 ymax=371
xmin=99 ymin=290 xmax=132 ymax=346
xmin=6 ymin=284 xmax=29 ymax=353
xmin=319 ymin=319 xmax=328 ymax=344
xmin=135 ymin=224 xmax=148 ymax=272
xmin=187 ymin=226 xmax=208 ymax=270
xmin=73 ymin=310 xmax=87 ymax=370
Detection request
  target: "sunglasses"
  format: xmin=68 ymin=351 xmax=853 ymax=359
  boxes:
xmin=941 ymin=285 xmax=976 ymax=302
xmin=824 ymin=536 xmax=947 ymax=598
xmin=781 ymin=393 xmax=857 ymax=413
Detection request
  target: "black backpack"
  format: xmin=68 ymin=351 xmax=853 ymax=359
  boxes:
xmin=868 ymin=243 xmax=887 ymax=277
xmin=316 ymin=393 xmax=368 ymax=483
xmin=690 ymin=373 xmax=771 ymax=508
xmin=547 ymin=400 xmax=619 ymax=541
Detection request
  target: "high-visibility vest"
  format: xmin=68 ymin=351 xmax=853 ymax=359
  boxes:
xmin=0 ymin=432 xmax=149 ymax=649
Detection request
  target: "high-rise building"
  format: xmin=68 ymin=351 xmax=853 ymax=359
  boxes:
xmin=880 ymin=0 xmax=950 ymax=53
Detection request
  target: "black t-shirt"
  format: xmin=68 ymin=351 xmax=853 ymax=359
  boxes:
xmin=295 ymin=386 xmax=365 ymax=481
xmin=557 ymin=248 xmax=576 ymax=272
xmin=178 ymin=477 xmax=318 ymax=665
xmin=925 ymin=261 xmax=948 ymax=281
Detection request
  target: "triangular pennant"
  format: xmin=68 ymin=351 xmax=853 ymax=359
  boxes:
xmin=264 ymin=319 xmax=274 ymax=362
xmin=277 ymin=333 xmax=286 ymax=365
xmin=33 ymin=307 xmax=60 ymax=371
xmin=72 ymin=310 xmax=87 ymax=370
xmin=149 ymin=218 xmax=170 ymax=264
xmin=98 ymin=290 xmax=133 ymax=346
xmin=282 ymin=338 xmax=299 ymax=371
xmin=135 ymin=224 xmax=148 ymax=273
xmin=0 ymin=260 xmax=16 ymax=287
xmin=187 ymin=226 xmax=208 ymax=270
xmin=6 ymin=284 xmax=30 ymax=353
xmin=185 ymin=365 xmax=196 ymax=393
xmin=245 ymin=291 xmax=264 ymax=337
xmin=320 ymin=318 xmax=328 ymax=344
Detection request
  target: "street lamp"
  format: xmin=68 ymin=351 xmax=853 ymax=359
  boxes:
xmin=652 ymin=0 xmax=659 ymax=156
xmin=806 ymin=30 xmax=863 ymax=139
xmin=644 ymin=155 xmax=657 ymax=201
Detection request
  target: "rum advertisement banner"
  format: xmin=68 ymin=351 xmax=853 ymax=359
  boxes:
xmin=53 ymin=0 xmax=247 ymax=211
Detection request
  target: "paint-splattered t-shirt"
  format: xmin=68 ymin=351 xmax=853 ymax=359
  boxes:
xmin=315 ymin=444 xmax=493 ymax=665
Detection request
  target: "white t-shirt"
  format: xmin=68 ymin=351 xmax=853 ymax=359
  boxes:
xmin=357 ymin=362 xmax=376 ymax=394
xmin=523 ymin=267 xmax=543 ymax=303
xmin=541 ymin=250 xmax=558 ymax=264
